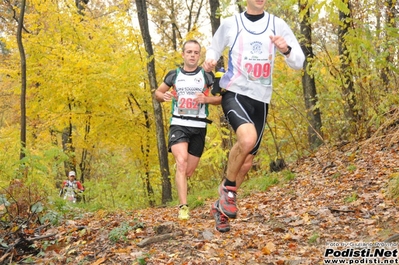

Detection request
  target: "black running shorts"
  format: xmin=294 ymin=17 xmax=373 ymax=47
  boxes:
xmin=221 ymin=91 xmax=269 ymax=155
xmin=168 ymin=125 xmax=207 ymax=157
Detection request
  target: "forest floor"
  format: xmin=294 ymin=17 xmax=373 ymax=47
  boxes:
xmin=6 ymin=126 xmax=399 ymax=265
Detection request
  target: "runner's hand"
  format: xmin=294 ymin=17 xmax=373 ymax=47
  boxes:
xmin=269 ymin=35 xmax=289 ymax=54
xmin=195 ymin=93 xmax=206 ymax=104
xmin=203 ymin=59 xmax=217 ymax=72
xmin=163 ymin=91 xmax=173 ymax=102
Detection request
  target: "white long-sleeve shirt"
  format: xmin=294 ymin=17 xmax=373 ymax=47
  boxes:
xmin=206 ymin=12 xmax=305 ymax=103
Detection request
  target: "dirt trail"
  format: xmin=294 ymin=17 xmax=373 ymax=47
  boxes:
xmin=29 ymin=129 xmax=399 ymax=264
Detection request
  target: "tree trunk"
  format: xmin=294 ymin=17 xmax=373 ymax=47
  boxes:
xmin=142 ymin=108 xmax=155 ymax=207
xmin=136 ymin=0 xmax=172 ymax=204
xmin=128 ymin=94 xmax=156 ymax=206
xmin=208 ymin=0 xmax=231 ymax=175
xmin=62 ymin=113 xmax=76 ymax=176
xmin=299 ymin=0 xmax=323 ymax=149
xmin=75 ymin=0 xmax=88 ymax=15
xmin=79 ymin=115 xmax=92 ymax=184
xmin=16 ymin=0 xmax=27 ymax=161
xmin=380 ymin=0 xmax=397 ymax=90
xmin=208 ymin=0 xmax=220 ymax=35
xmin=75 ymin=0 xmax=91 ymax=185
xmin=208 ymin=0 xmax=224 ymax=69
xmin=236 ymin=0 xmax=244 ymax=13
xmin=170 ymin=0 xmax=178 ymax=51
xmin=338 ymin=0 xmax=358 ymax=128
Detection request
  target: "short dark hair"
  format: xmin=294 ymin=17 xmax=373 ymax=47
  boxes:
xmin=182 ymin=40 xmax=201 ymax=52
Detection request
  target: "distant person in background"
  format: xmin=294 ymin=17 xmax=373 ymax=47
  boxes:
xmin=62 ymin=171 xmax=85 ymax=193
xmin=60 ymin=171 xmax=84 ymax=203
xmin=203 ymin=0 xmax=305 ymax=232
xmin=155 ymin=39 xmax=221 ymax=220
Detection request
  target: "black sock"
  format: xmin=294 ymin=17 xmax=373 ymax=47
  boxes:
xmin=224 ymin=178 xmax=236 ymax=187
xmin=179 ymin=204 xmax=188 ymax=208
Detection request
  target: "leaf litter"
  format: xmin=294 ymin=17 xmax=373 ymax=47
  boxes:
xmin=9 ymin=129 xmax=399 ymax=264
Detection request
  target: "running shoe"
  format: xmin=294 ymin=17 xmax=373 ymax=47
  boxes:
xmin=218 ymin=182 xmax=238 ymax=218
xmin=211 ymin=200 xmax=230 ymax=232
xmin=178 ymin=205 xmax=190 ymax=220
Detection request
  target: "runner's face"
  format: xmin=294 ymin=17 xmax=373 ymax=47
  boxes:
xmin=246 ymin=0 xmax=266 ymax=15
xmin=182 ymin=42 xmax=201 ymax=70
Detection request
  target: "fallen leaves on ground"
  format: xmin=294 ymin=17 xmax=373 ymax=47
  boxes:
xmin=10 ymin=130 xmax=399 ymax=264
